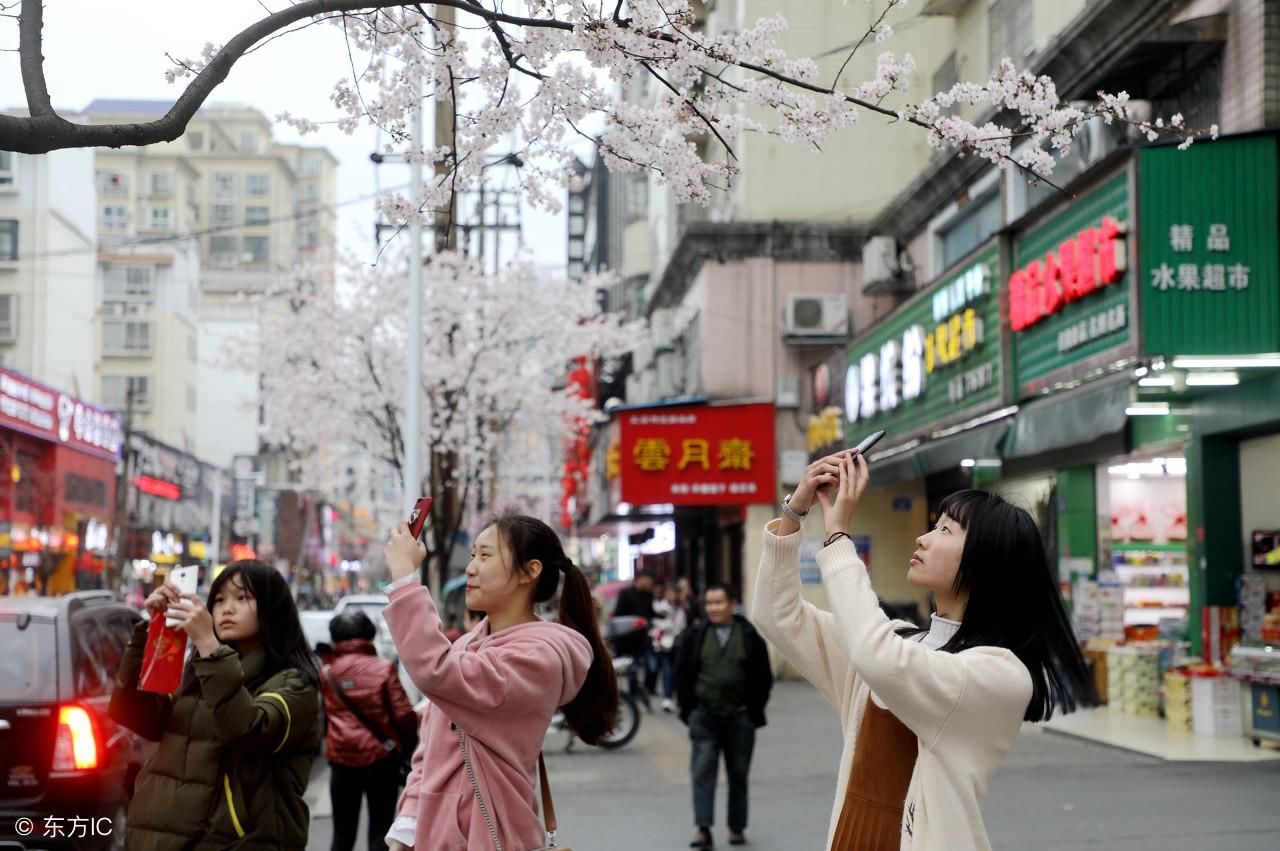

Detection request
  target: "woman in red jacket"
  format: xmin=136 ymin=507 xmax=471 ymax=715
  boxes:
xmin=320 ymin=609 xmax=419 ymax=851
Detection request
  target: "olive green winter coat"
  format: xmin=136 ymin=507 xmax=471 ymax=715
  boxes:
xmin=110 ymin=620 xmax=321 ymax=850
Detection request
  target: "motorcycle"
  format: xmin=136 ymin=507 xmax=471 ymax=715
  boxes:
xmin=546 ymin=615 xmax=651 ymax=751
xmin=548 ymin=654 xmax=641 ymax=751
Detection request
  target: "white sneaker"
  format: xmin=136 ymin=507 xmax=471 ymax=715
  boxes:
xmin=662 ymin=698 xmax=675 ymax=713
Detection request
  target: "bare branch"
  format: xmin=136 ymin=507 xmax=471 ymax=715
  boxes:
xmin=830 ymin=0 xmax=894 ymax=92
xmin=641 ymin=61 xmax=736 ymax=161
xmin=17 ymin=0 xmax=53 ymax=117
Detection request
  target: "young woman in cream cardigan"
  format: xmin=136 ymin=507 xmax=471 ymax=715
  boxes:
xmin=751 ymin=451 xmax=1094 ymax=851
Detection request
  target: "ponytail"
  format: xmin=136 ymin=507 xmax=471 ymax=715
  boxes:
xmin=555 ymin=560 xmax=619 ymax=745
xmin=491 ymin=511 xmax=620 ymax=745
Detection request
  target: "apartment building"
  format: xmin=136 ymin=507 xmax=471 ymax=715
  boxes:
xmin=93 ymin=145 xmax=202 ymax=449
xmin=0 ymin=139 xmax=97 ymax=396
xmin=84 ymin=101 xmax=338 ymax=468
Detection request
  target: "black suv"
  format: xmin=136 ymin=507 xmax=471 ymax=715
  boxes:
xmin=0 ymin=592 xmax=154 ymax=851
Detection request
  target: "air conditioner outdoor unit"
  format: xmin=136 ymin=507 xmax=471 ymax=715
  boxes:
xmin=784 ymin=294 xmax=849 ymax=342
xmin=862 ymin=235 xmax=904 ymax=293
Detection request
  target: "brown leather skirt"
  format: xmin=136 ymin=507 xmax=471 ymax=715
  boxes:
xmin=830 ymin=696 xmax=918 ymax=851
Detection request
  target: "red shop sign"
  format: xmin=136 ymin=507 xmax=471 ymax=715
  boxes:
xmin=1008 ymin=217 xmax=1128 ymax=332
xmin=0 ymin=367 xmax=123 ymax=461
xmin=619 ymin=402 xmax=775 ymax=506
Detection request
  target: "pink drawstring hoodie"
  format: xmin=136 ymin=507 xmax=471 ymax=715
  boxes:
xmin=382 ymin=579 xmax=591 ymax=851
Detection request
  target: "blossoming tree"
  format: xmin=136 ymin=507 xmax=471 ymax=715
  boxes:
xmin=254 ymin=249 xmax=640 ymax=579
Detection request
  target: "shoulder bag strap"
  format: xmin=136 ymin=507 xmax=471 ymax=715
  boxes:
xmin=323 ymin=666 xmax=399 ymax=756
xmin=538 ymin=752 xmax=557 ymax=836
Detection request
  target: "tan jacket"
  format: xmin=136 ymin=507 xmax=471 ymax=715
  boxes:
xmin=750 ymin=521 xmax=1032 ymax=851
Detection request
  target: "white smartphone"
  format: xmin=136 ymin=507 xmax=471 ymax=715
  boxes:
xmin=165 ymin=566 xmax=199 ymax=628
xmin=851 ymin=429 xmax=886 ymax=456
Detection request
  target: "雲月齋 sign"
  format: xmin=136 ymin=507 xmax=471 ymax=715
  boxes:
xmin=618 ymin=402 xmax=775 ymax=506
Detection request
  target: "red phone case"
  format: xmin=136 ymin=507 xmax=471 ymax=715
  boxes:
xmin=408 ymin=497 xmax=433 ymax=538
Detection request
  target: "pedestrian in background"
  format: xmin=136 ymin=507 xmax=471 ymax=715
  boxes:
xmin=753 ymin=452 xmax=1096 ymax=850
xmin=613 ymin=569 xmax=657 ymax=660
xmin=675 ymin=582 xmax=773 ymax=848
xmin=382 ymin=512 xmax=618 ymax=851
xmin=320 ymin=609 xmax=419 ymax=851
xmin=110 ymin=561 xmax=321 ymax=850
xmin=651 ymin=583 xmax=689 ymax=712
xmin=677 ymin=576 xmax=702 ymax=625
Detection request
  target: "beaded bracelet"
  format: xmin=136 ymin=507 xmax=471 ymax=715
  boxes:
xmin=823 ymin=531 xmax=851 ymax=548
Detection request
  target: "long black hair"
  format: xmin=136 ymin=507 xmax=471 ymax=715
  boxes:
xmin=205 ymin=560 xmax=321 ymax=689
xmin=904 ymin=490 xmax=1097 ymax=722
xmin=491 ymin=512 xmax=619 ymax=745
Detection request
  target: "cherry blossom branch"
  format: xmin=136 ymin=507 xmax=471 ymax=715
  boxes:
xmin=641 ymin=61 xmax=736 ymax=161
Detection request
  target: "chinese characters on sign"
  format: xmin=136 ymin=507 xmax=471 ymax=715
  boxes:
xmin=1008 ymin=217 xmax=1127 ymax=331
xmin=619 ymin=403 xmax=775 ymax=506
xmin=1151 ymin=223 xmax=1250 ymax=293
xmin=1057 ymin=305 xmax=1128 ymax=354
xmin=0 ymin=367 xmax=124 ymax=460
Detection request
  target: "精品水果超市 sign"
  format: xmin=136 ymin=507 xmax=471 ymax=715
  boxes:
xmin=618 ymin=402 xmax=776 ymax=506
xmin=843 ymin=244 xmax=1003 ymax=444
xmin=1011 ymin=172 xmax=1134 ymax=394
xmin=1139 ymin=135 xmax=1280 ymax=356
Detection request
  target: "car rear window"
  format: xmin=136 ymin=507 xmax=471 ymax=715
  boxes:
xmin=0 ymin=615 xmax=57 ymax=702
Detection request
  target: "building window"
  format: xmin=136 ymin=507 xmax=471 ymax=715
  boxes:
xmin=0 ymin=220 xmax=16 ymax=261
xmin=187 ymin=384 xmax=197 ymax=413
xmin=246 ymin=174 xmax=271 ymax=197
xmin=101 ymin=320 xmax=155 ymax=356
xmin=210 ymin=235 xmax=238 ymax=269
xmin=101 ymin=375 xmax=153 ymax=411
xmin=0 ymin=293 xmax=17 ymax=342
xmin=938 ymin=193 xmax=1001 ymax=271
xmin=302 ymin=182 xmax=319 ymax=201
xmin=624 ymin=173 xmax=648 ymax=223
xmin=243 ymin=236 xmax=270 ymax=265
xmin=188 ymin=334 xmax=197 ymax=362
xmin=212 ymin=203 xmax=235 ymax=226
xmin=989 ymin=0 xmax=1033 ymax=73
xmin=240 ymin=132 xmax=258 ymax=153
xmin=932 ymin=52 xmax=959 ymax=116
xmin=97 ymin=171 xmax=128 ymax=197
xmin=147 ymin=207 xmax=172 ymax=231
xmin=213 ymin=172 xmax=237 ymax=197
xmin=102 ymin=265 xmax=155 ymax=303
xmin=150 ymin=172 xmax=173 ymax=196
xmin=244 ymin=205 xmax=271 ymax=227
xmin=186 ymin=131 xmax=204 ymax=152
xmin=100 ymin=205 xmax=129 ymax=231
xmin=304 ymin=159 xmax=322 ymax=177
xmin=0 ymin=150 xmax=13 ymax=186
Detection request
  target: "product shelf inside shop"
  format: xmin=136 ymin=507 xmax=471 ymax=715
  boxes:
xmin=1124 ymin=587 xmax=1192 ymax=601
xmin=1124 ymin=607 xmax=1189 ymax=625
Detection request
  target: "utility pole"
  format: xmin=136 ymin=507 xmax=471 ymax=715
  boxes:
xmin=109 ymin=383 xmax=134 ymax=595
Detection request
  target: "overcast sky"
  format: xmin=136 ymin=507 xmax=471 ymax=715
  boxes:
xmin=0 ymin=0 xmax=570 ymax=267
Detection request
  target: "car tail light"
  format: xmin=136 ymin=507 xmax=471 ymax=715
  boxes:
xmin=52 ymin=705 xmax=99 ymax=771
xmin=633 ymin=618 xmax=647 ymax=630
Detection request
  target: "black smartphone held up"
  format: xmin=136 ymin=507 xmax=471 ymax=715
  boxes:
xmin=850 ymin=429 xmax=886 ymax=457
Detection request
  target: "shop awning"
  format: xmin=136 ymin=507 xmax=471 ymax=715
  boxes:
xmin=1002 ymin=377 xmax=1130 ymax=458
xmin=867 ymin=417 xmax=1013 ymax=484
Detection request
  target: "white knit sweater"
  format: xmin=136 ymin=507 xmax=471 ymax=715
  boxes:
xmin=750 ymin=521 xmax=1033 ymax=851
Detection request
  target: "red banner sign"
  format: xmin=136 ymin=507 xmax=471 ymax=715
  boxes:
xmin=0 ymin=367 xmax=123 ymax=461
xmin=1008 ymin=217 xmax=1127 ymax=331
xmin=619 ymin=403 xmax=775 ymax=506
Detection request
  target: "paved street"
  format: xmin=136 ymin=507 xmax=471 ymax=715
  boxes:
xmin=305 ymin=680 xmax=1280 ymax=850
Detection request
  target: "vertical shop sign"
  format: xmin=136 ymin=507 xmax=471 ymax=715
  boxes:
xmin=1139 ymin=135 xmax=1280 ymax=355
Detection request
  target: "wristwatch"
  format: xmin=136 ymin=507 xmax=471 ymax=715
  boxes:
xmin=782 ymin=494 xmax=809 ymax=524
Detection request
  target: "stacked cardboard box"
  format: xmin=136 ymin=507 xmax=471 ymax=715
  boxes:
xmin=1164 ymin=670 xmax=1192 ymax=732
xmin=1108 ymin=646 xmax=1161 ymax=717
xmin=1240 ymin=574 xmax=1267 ymax=643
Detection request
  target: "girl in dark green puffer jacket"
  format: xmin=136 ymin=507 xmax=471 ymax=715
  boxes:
xmin=110 ymin=560 xmax=322 ymax=851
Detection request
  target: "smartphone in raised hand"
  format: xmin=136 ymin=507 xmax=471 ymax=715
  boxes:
xmin=407 ymin=497 xmax=433 ymax=540
xmin=850 ymin=429 xmax=886 ymax=457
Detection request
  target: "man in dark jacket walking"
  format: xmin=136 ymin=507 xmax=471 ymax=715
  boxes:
xmin=675 ymin=583 xmax=773 ymax=849
xmin=320 ymin=610 xmax=419 ymax=851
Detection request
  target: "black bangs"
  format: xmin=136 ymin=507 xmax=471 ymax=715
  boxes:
xmin=936 ymin=488 xmax=994 ymax=530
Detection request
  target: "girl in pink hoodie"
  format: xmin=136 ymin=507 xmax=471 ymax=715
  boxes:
xmin=382 ymin=512 xmax=619 ymax=851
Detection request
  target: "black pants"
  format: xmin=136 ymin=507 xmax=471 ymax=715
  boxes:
xmin=689 ymin=706 xmax=756 ymax=832
xmin=329 ymin=757 xmax=402 ymax=851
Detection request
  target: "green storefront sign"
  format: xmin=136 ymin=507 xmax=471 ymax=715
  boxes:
xmin=1010 ymin=172 xmax=1135 ymax=395
xmin=1139 ymin=135 xmax=1280 ymax=355
xmin=844 ymin=244 xmax=1003 ymax=443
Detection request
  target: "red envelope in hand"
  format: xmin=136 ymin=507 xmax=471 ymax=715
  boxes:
xmin=140 ymin=615 xmax=189 ymax=694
